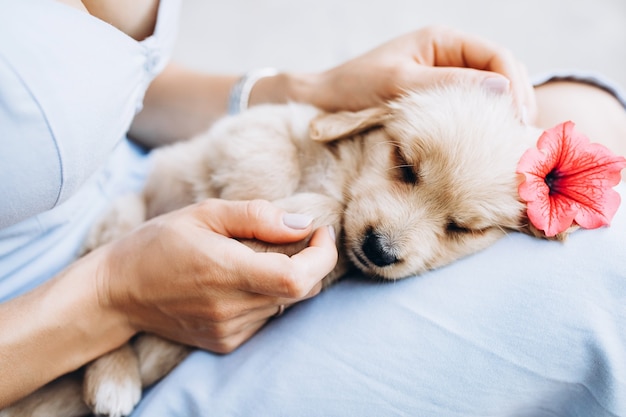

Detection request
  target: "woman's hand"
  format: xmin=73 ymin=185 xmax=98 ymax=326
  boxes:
xmin=249 ymin=26 xmax=536 ymax=123
xmin=312 ymin=26 xmax=535 ymax=120
xmin=134 ymin=27 xmax=536 ymax=146
xmin=97 ymin=199 xmax=338 ymax=353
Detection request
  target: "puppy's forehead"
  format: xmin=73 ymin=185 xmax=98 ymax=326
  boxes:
xmin=383 ymin=84 xmax=531 ymax=161
xmin=380 ymin=84 xmax=529 ymax=221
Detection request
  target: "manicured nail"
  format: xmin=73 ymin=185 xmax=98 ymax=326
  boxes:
xmin=283 ymin=213 xmax=313 ymax=229
xmin=482 ymin=77 xmax=510 ymax=94
xmin=327 ymin=225 xmax=336 ymax=242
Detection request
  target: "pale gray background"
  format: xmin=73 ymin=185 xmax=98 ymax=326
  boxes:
xmin=172 ymin=0 xmax=626 ymax=90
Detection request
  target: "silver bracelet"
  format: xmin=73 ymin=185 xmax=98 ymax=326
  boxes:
xmin=228 ymin=67 xmax=279 ymax=115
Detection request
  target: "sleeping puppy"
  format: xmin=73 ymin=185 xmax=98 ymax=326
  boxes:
xmin=2 ymin=83 xmax=558 ymax=417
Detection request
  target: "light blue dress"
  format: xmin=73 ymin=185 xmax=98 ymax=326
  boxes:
xmin=1 ymin=1 xmax=625 ymax=416
xmin=0 ymin=0 xmax=179 ymax=301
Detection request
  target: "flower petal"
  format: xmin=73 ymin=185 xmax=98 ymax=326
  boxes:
xmin=526 ymin=192 xmax=577 ymax=237
xmin=551 ymin=122 xmax=624 ymax=188
xmin=517 ymin=149 xmax=551 ymax=203
xmin=573 ymin=188 xmax=622 ymax=229
xmin=516 ymin=120 xmax=626 ymax=236
xmin=517 ymin=132 xmax=559 ymax=181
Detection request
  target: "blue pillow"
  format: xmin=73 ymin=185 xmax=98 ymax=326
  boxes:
xmin=131 ymin=183 xmax=626 ymax=417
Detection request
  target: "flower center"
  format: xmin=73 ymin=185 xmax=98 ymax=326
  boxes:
xmin=544 ymin=168 xmax=562 ymax=194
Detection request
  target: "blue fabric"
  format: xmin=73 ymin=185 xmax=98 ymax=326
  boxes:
xmin=1 ymin=1 xmax=624 ymax=413
xmin=0 ymin=138 xmax=150 ymax=302
xmin=0 ymin=0 xmax=178 ymax=228
xmin=131 ymin=184 xmax=626 ymax=416
xmin=0 ymin=0 xmax=179 ymax=301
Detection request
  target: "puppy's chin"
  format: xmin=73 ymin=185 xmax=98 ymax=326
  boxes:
xmin=349 ymin=261 xmax=425 ymax=281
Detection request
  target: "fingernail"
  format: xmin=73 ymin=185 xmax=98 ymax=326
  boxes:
xmin=327 ymin=225 xmax=336 ymax=242
xmin=482 ymin=77 xmax=510 ymax=94
xmin=283 ymin=213 xmax=313 ymax=229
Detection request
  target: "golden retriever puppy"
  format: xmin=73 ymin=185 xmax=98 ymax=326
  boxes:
xmin=3 ymin=83 xmax=557 ymax=417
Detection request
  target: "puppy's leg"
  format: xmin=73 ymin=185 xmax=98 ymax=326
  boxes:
xmin=83 ymin=344 xmax=141 ymax=417
xmin=0 ymin=372 xmax=89 ymax=417
xmin=133 ymin=334 xmax=192 ymax=388
xmin=81 ymin=193 xmax=146 ymax=255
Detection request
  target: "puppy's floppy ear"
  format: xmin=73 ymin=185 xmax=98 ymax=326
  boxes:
xmin=309 ymin=107 xmax=389 ymax=142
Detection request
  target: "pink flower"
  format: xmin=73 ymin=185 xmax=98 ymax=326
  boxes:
xmin=516 ymin=121 xmax=626 ymax=237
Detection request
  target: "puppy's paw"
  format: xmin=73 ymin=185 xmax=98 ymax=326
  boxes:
xmin=87 ymin=377 xmax=141 ymax=417
xmin=83 ymin=344 xmax=142 ymax=417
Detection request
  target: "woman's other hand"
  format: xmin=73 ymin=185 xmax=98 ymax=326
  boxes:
xmin=97 ymin=199 xmax=338 ymax=353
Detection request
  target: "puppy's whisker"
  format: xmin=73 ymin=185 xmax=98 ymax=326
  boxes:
xmin=385 ymin=164 xmax=413 ymax=173
xmin=372 ymin=139 xmax=401 ymax=150
xmin=368 ymin=142 xmax=393 ymax=153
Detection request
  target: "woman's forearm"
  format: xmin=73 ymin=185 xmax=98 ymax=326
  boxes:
xmin=127 ymin=63 xmax=321 ymax=147
xmin=0 ymin=249 xmax=135 ymax=408
xmin=128 ymin=63 xmax=238 ymax=147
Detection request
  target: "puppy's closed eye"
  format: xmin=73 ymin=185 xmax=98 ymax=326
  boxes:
xmin=392 ymin=146 xmax=419 ymax=184
xmin=446 ymin=220 xmax=472 ymax=234
xmin=445 ymin=219 xmax=492 ymax=236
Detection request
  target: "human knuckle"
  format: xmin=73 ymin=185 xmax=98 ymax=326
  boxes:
xmin=278 ymin=270 xmax=309 ymax=298
xmin=194 ymin=198 xmax=215 ymax=213
xmin=245 ymin=199 xmax=272 ymax=219
xmin=213 ymin=340 xmax=238 ymax=354
xmin=205 ymin=304 xmax=236 ymax=323
xmin=209 ymin=322 xmax=235 ymax=340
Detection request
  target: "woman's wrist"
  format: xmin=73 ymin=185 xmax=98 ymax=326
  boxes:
xmin=0 ymin=248 xmax=135 ymax=407
xmin=50 ymin=250 xmax=135 ymax=368
xmin=247 ymin=71 xmax=321 ymax=109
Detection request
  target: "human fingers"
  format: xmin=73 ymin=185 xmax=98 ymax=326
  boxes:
xmin=204 ymin=291 xmax=320 ymax=353
xmin=135 ymin=277 xmax=321 ymax=352
xmin=175 ymin=288 xmax=323 ymax=353
xmin=413 ymin=65 xmax=535 ymax=123
xmin=195 ymin=199 xmax=314 ymax=244
xmin=184 ymin=315 xmax=270 ymax=354
xmin=419 ymin=26 xmax=536 ymax=121
xmin=235 ymin=225 xmax=337 ymax=298
xmin=175 ymin=279 xmax=323 ymax=327
xmin=212 ymin=285 xmax=321 ymax=352
xmin=466 ymin=40 xmax=536 ymax=122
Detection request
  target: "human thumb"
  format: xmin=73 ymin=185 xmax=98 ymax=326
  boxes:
xmin=196 ymin=199 xmax=314 ymax=244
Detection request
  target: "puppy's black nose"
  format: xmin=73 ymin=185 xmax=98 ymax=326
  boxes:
xmin=362 ymin=229 xmax=399 ymax=267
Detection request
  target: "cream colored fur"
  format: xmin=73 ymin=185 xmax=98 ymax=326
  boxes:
xmin=4 ymin=83 xmax=555 ymax=416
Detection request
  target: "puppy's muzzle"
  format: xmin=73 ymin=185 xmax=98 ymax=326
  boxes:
xmin=362 ymin=229 xmax=399 ymax=267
